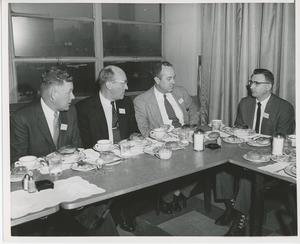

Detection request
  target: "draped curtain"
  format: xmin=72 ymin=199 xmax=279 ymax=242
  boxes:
xmin=198 ymin=3 xmax=295 ymax=126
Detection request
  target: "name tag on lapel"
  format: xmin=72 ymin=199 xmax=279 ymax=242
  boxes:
xmin=60 ymin=124 xmax=68 ymax=130
xmin=263 ymin=113 xmax=269 ymax=119
xmin=178 ymin=98 xmax=184 ymax=104
xmin=119 ymin=108 xmax=126 ymax=114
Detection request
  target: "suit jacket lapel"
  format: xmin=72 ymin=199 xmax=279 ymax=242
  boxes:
xmin=149 ymin=87 xmax=164 ymax=125
xmin=93 ymin=94 xmax=109 ymax=138
xmin=34 ymin=101 xmax=56 ymax=151
xmin=261 ymin=93 xmax=274 ymax=133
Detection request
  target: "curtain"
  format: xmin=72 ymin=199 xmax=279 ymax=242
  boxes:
xmin=199 ymin=3 xmax=295 ymax=126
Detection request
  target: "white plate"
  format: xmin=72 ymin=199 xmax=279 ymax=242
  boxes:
xmin=247 ymin=140 xmax=271 ymax=147
xmin=24 ymin=161 xmax=45 ymax=170
xmin=223 ymin=136 xmax=245 ymax=144
xmin=70 ymin=162 xmax=97 ymax=172
xmin=242 ymin=154 xmax=271 ymax=163
xmin=129 ymin=139 xmax=152 ymax=147
xmin=208 ymin=123 xmax=226 ymax=129
xmin=223 ymin=127 xmax=255 ymax=137
xmin=93 ymin=144 xmax=117 ymax=152
xmin=271 ymin=155 xmax=296 ymax=163
xmin=62 ymin=152 xmax=86 ymax=164
xmin=284 ymin=164 xmax=296 ymax=177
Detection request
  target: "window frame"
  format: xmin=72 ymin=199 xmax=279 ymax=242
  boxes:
xmin=9 ymin=3 xmax=164 ymax=103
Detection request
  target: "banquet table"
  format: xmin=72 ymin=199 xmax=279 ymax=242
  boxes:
xmin=11 ymin=136 xmax=297 ymax=236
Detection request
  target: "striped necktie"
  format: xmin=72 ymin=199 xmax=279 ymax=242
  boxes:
xmin=111 ymin=101 xmax=121 ymax=143
xmin=53 ymin=111 xmax=60 ymax=149
xmin=163 ymin=94 xmax=181 ymax=128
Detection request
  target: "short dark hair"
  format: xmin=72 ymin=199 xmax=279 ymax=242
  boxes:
xmin=98 ymin=66 xmax=115 ymax=86
xmin=40 ymin=66 xmax=73 ymax=91
xmin=252 ymin=68 xmax=274 ymax=86
xmin=151 ymin=61 xmax=173 ymax=79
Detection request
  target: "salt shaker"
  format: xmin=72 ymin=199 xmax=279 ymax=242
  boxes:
xmin=194 ymin=129 xmax=204 ymax=151
xmin=23 ymin=174 xmax=29 ymax=191
xmin=272 ymin=132 xmax=284 ymax=155
xmin=28 ymin=176 xmax=37 ymax=193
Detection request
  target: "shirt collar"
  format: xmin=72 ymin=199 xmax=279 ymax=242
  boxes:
xmin=256 ymin=94 xmax=271 ymax=106
xmin=41 ymin=97 xmax=58 ymax=116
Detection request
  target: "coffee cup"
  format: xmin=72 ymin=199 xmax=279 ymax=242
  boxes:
xmin=15 ymin=155 xmax=40 ymax=170
xmin=287 ymin=135 xmax=296 ymax=147
xmin=155 ymin=147 xmax=172 ymax=160
xmin=211 ymin=120 xmax=222 ymax=131
xmin=150 ymin=128 xmax=166 ymax=139
xmin=95 ymin=139 xmax=112 ymax=151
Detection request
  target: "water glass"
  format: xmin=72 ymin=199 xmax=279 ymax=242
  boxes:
xmin=47 ymin=153 xmax=62 ymax=176
xmin=119 ymin=139 xmax=131 ymax=158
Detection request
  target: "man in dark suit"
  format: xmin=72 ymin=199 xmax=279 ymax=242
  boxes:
xmin=215 ymin=68 xmax=295 ymax=236
xmin=76 ymin=65 xmax=138 ymax=148
xmin=76 ymin=65 xmax=144 ymax=232
xmin=10 ymin=67 xmax=118 ymax=236
xmin=10 ymin=67 xmax=82 ymax=163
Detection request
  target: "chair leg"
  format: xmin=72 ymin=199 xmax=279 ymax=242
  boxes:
xmin=156 ymin=191 xmax=160 ymax=215
xmin=203 ymin=174 xmax=212 ymax=211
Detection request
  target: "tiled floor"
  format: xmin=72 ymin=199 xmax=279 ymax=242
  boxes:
xmin=117 ymin=192 xmax=296 ymax=237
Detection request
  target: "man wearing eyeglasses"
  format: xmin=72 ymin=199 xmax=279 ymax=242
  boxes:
xmin=76 ymin=65 xmax=144 ymax=233
xmin=215 ymin=68 xmax=295 ymax=236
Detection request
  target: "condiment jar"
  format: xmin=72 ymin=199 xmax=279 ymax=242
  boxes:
xmin=272 ymin=132 xmax=285 ymax=155
xmin=23 ymin=174 xmax=29 ymax=191
xmin=28 ymin=176 xmax=37 ymax=193
xmin=194 ymin=129 xmax=204 ymax=151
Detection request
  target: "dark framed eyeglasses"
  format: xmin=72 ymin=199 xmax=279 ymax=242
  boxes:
xmin=248 ymin=80 xmax=271 ymax=86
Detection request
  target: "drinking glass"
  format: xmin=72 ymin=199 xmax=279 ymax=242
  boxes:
xmin=47 ymin=153 xmax=62 ymax=176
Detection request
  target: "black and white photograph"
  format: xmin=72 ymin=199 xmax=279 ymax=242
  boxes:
xmin=1 ymin=0 xmax=299 ymax=243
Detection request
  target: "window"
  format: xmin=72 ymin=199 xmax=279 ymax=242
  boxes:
xmin=9 ymin=3 xmax=162 ymax=103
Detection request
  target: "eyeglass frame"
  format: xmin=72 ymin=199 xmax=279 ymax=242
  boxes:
xmin=248 ymin=80 xmax=271 ymax=86
xmin=110 ymin=80 xmax=128 ymax=86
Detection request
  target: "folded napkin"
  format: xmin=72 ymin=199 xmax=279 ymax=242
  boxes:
xmin=83 ymin=148 xmax=100 ymax=162
xmin=258 ymin=162 xmax=293 ymax=178
xmin=11 ymin=176 xmax=105 ymax=219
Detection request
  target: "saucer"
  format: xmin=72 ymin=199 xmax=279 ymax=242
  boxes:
xmin=242 ymin=154 xmax=271 ymax=163
xmin=284 ymin=164 xmax=296 ymax=177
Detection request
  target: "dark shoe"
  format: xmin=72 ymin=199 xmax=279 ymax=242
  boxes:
xmin=119 ymin=220 xmax=135 ymax=232
xmin=172 ymin=195 xmax=182 ymax=212
xmin=215 ymin=210 xmax=235 ymax=226
xmin=215 ymin=199 xmax=235 ymax=226
xmin=224 ymin=211 xmax=246 ymax=236
xmin=160 ymin=201 xmax=173 ymax=214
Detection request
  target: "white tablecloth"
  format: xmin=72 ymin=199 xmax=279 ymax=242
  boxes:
xmin=11 ymin=176 xmax=105 ymax=219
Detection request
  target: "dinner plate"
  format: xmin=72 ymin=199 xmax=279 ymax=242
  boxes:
xmin=284 ymin=164 xmax=296 ymax=177
xmin=150 ymin=133 xmax=179 ymax=142
xmin=62 ymin=152 xmax=86 ymax=164
xmin=129 ymin=139 xmax=152 ymax=147
xmin=247 ymin=140 xmax=271 ymax=147
xmin=242 ymin=154 xmax=271 ymax=163
xmin=271 ymin=155 xmax=296 ymax=163
xmin=96 ymin=157 xmax=122 ymax=166
xmin=93 ymin=144 xmax=117 ymax=152
xmin=70 ymin=162 xmax=97 ymax=172
xmin=223 ymin=136 xmax=245 ymax=144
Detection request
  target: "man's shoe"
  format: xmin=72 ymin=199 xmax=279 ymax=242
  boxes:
xmin=119 ymin=220 xmax=135 ymax=232
xmin=215 ymin=199 xmax=235 ymax=226
xmin=224 ymin=212 xmax=246 ymax=236
xmin=160 ymin=201 xmax=173 ymax=214
xmin=171 ymin=195 xmax=182 ymax=212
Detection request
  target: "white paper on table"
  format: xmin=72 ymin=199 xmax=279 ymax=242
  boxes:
xmin=11 ymin=176 xmax=105 ymax=219
xmin=258 ymin=162 xmax=292 ymax=177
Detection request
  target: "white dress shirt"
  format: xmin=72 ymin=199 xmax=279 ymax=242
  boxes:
xmin=41 ymin=98 xmax=60 ymax=139
xmin=154 ymin=87 xmax=184 ymax=126
xmin=252 ymin=94 xmax=271 ymax=134
xmin=99 ymin=91 xmax=114 ymax=143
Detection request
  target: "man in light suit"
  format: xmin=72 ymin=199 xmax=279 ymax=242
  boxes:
xmin=10 ymin=67 xmax=118 ymax=236
xmin=134 ymin=61 xmax=200 ymax=214
xmin=76 ymin=65 xmax=147 ymax=232
xmin=134 ymin=61 xmax=199 ymax=137
xmin=215 ymin=68 xmax=295 ymax=236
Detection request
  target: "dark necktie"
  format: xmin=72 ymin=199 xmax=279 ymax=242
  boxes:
xmin=255 ymin=102 xmax=261 ymax=133
xmin=163 ymin=94 xmax=181 ymax=128
xmin=53 ymin=111 xmax=59 ymax=149
xmin=111 ymin=101 xmax=121 ymax=143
